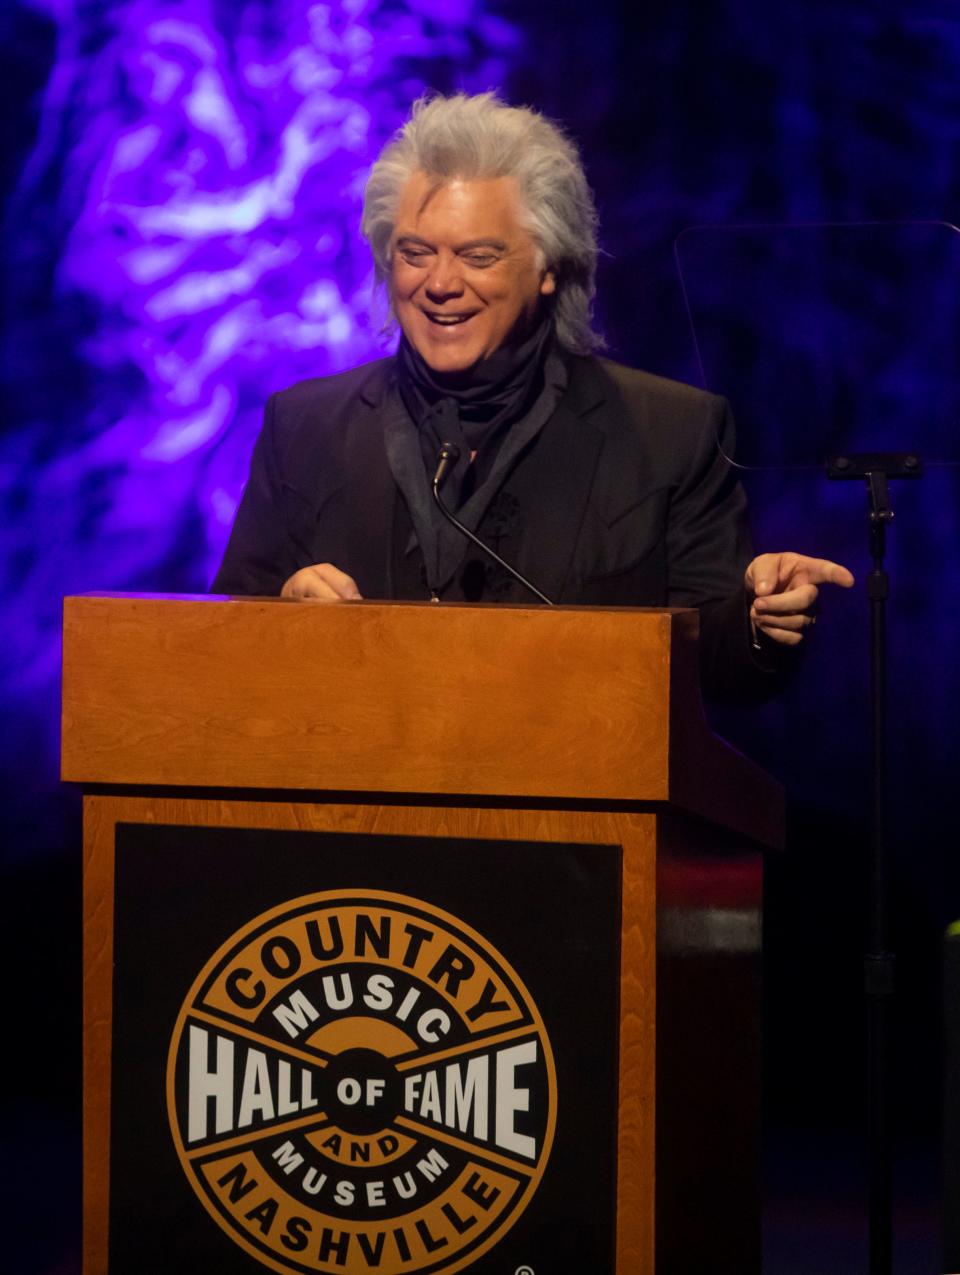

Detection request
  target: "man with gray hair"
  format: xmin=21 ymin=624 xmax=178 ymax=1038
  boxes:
xmin=213 ymin=92 xmax=852 ymax=698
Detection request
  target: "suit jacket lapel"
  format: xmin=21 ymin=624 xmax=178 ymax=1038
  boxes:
xmin=513 ymin=358 xmax=609 ymax=604
xmin=341 ymin=367 xmax=397 ymax=597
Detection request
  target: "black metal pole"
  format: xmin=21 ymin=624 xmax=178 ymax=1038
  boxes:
xmin=828 ymin=454 xmax=922 ymax=1275
xmin=866 ymin=470 xmax=894 ymax=1275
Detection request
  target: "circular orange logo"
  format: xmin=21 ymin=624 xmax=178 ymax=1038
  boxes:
xmin=167 ymin=890 xmax=557 ymax=1274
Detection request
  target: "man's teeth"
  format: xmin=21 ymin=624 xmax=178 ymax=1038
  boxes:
xmin=429 ymin=314 xmax=470 ymax=324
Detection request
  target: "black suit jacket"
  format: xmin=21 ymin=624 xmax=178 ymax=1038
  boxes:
xmin=213 ymin=355 xmax=788 ymax=700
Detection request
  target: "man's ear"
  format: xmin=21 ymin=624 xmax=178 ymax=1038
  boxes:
xmin=540 ymin=269 xmax=557 ymax=297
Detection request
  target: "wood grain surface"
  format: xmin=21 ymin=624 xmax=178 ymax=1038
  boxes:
xmin=62 ymin=595 xmax=782 ymax=846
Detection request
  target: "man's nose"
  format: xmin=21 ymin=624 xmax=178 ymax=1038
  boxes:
xmin=424 ymin=253 xmax=465 ymax=302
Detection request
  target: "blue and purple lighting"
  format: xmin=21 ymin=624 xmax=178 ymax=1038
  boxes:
xmin=2 ymin=0 xmax=520 ymax=840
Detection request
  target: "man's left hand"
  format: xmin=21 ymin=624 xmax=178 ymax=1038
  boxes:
xmin=745 ymin=552 xmax=855 ymax=647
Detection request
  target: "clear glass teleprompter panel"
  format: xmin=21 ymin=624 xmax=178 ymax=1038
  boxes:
xmin=673 ymin=221 xmax=960 ymax=469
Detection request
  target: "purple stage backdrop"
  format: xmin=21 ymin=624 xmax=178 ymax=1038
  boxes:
xmin=3 ymin=0 xmax=522 ymax=854
xmin=3 ymin=0 xmax=517 ymax=678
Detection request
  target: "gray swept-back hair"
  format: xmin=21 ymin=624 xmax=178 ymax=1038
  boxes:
xmin=361 ymin=92 xmax=603 ymax=354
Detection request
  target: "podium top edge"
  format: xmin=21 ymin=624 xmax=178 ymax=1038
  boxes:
xmin=64 ymin=593 xmax=696 ymax=617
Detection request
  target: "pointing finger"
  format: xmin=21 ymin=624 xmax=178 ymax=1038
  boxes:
xmin=746 ymin=552 xmax=856 ymax=596
xmin=794 ymin=558 xmax=855 ymax=588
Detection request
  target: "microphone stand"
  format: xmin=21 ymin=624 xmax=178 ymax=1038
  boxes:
xmin=431 ymin=442 xmax=555 ymax=606
xmin=826 ymin=449 xmax=923 ymax=1275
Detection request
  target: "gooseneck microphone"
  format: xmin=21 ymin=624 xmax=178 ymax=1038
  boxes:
xmin=430 ymin=442 xmax=555 ymax=606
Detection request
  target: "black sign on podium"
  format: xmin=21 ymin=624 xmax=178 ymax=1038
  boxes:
xmin=109 ymin=823 xmax=623 ymax=1275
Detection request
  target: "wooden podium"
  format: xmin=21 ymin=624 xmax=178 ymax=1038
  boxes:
xmin=62 ymin=594 xmax=782 ymax=1275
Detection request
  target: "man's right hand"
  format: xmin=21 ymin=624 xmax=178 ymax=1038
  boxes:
xmin=280 ymin=564 xmax=363 ymax=600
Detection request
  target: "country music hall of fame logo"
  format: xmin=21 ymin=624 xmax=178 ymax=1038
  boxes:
xmin=167 ymin=890 xmax=558 ymax=1275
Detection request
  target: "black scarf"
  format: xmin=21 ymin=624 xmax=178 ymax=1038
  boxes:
xmin=396 ymin=316 xmax=554 ymax=507
xmin=384 ymin=318 xmax=567 ymax=595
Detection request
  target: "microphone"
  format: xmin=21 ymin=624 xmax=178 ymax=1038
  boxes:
xmin=433 ymin=440 xmax=461 ymax=492
xmin=430 ymin=442 xmax=555 ymax=606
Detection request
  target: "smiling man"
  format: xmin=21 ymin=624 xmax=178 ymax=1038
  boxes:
xmin=212 ymin=92 xmax=852 ymax=699
xmin=390 ymin=170 xmax=556 ymax=374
